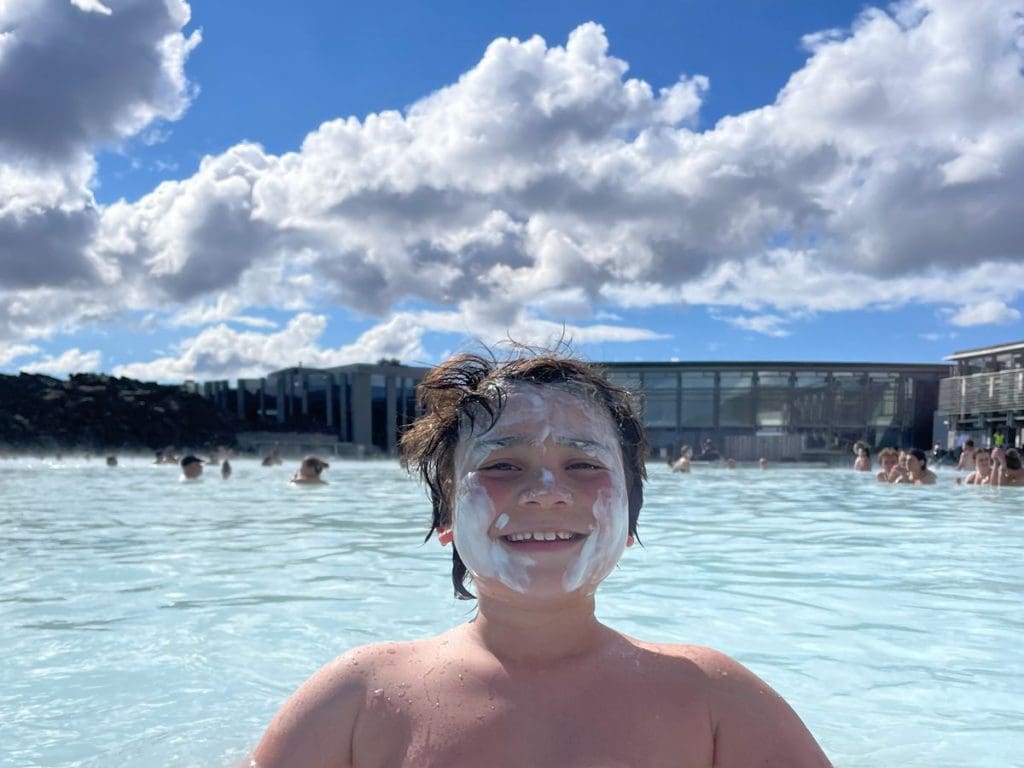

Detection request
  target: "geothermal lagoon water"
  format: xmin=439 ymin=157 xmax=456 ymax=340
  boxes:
xmin=3 ymin=457 xmax=1022 ymax=767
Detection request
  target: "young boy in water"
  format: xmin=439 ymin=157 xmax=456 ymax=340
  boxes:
xmin=252 ymin=353 xmax=831 ymax=767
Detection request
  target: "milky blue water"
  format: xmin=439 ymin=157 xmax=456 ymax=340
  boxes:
xmin=2 ymin=457 xmax=1022 ymax=767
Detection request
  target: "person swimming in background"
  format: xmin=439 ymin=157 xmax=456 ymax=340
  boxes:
xmin=251 ymin=350 xmax=831 ymax=767
xmin=290 ymin=456 xmax=329 ymax=484
xmin=759 ymin=457 xmax=769 ymax=470
xmin=887 ymin=449 xmax=911 ymax=482
xmin=221 ymin=459 xmax=232 ymax=479
xmin=876 ymin=447 xmax=899 ymax=482
xmin=852 ymin=441 xmax=872 ymax=472
xmin=105 ymin=455 xmax=117 ymax=467
xmin=153 ymin=449 xmax=176 ymax=465
xmin=992 ymin=448 xmax=1024 ymax=487
xmin=956 ymin=439 xmax=976 ymax=473
xmin=179 ymin=455 xmax=203 ymax=481
xmin=670 ymin=444 xmax=692 ymax=473
xmin=697 ymin=437 xmax=721 ymax=461
xmin=262 ymin=449 xmax=283 ymax=467
xmin=958 ymin=447 xmax=993 ymax=485
xmin=894 ymin=448 xmax=937 ymax=485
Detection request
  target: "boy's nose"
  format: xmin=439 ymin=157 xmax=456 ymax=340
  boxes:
xmin=518 ymin=469 xmax=572 ymax=507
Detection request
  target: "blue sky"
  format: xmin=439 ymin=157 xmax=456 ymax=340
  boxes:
xmin=1 ymin=0 xmax=1022 ymax=381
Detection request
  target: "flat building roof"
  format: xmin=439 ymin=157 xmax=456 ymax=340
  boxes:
xmin=944 ymin=340 xmax=1024 ymax=362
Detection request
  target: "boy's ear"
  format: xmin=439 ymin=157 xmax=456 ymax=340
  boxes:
xmin=437 ymin=527 xmax=454 ymax=546
xmin=626 ymin=534 xmax=635 ymax=548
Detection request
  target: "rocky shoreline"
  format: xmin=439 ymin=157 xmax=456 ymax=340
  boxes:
xmin=0 ymin=372 xmax=243 ymax=452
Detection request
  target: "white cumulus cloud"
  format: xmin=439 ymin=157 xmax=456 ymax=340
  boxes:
xmin=949 ymin=300 xmax=1022 ymax=327
xmin=1 ymin=1 xmax=1023 ymax=376
xmin=719 ymin=313 xmax=792 ymax=338
xmin=20 ymin=347 xmax=102 ymax=375
xmin=0 ymin=342 xmax=41 ymax=366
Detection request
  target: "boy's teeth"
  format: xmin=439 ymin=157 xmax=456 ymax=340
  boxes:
xmin=507 ymin=531 xmax=576 ymax=541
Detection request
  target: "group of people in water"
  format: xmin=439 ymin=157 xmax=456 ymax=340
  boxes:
xmin=852 ymin=439 xmax=1023 ymax=486
xmin=668 ymin=438 xmax=771 ymax=473
xmin=134 ymin=447 xmax=331 ymax=484
xmin=663 ymin=436 xmax=1023 ymax=487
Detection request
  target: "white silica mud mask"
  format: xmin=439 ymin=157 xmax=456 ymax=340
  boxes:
xmin=453 ymin=471 xmax=535 ymax=593
xmin=452 ymin=383 xmax=630 ymax=598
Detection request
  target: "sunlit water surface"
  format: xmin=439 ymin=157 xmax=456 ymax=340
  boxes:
xmin=2 ymin=458 xmax=1022 ymax=767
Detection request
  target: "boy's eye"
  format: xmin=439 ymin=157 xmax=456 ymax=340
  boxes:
xmin=480 ymin=461 xmax=518 ymax=471
xmin=567 ymin=460 xmax=604 ymax=471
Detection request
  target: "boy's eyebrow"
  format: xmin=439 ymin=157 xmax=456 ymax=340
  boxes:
xmin=476 ymin=435 xmax=611 ymax=451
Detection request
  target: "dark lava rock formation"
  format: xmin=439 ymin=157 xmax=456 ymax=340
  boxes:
xmin=0 ymin=373 xmax=242 ymax=451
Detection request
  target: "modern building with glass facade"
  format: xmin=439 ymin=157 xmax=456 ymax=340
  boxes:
xmin=937 ymin=339 xmax=1024 ymax=448
xmin=198 ymin=362 xmax=429 ymax=456
xmin=199 ymin=358 xmax=947 ymax=461
xmin=603 ymin=361 xmax=947 ymax=462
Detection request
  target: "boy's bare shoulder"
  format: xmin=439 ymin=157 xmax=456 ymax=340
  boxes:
xmin=250 ymin=638 xmax=442 ymax=768
xmin=630 ymin=640 xmax=832 ymax=768
xmin=624 ymin=637 xmax=743 ymax=675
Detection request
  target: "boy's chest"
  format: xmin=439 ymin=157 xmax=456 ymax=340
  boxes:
xmin=352 ymin=673 xmax=714 ymax=768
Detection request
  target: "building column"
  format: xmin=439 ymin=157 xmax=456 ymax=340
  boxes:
xmin=301 ymin=373 xmax=309 ymax=416
xmin=276 ymin=376 xmax=286 ymax=425
xmin=750 ymin=371 xmax=760 ymax=430
xmin=786 ymin=372 xmax=797 ymax=431
xmin=386 ymin=375 xmax=398 ymax=454
xmin=325 ymin=373 xmax=334 ymax=428
xmin=337 ymin=374 xmax=349 ymax=442
xmin=712 ymin=371 xmax=721 ymax=444
xmin=350 ymin=372 xmax=372 ymax=449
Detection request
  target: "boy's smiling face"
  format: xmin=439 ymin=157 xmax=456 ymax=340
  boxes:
xmin=451 ymin=384 xmax=629 ymax=601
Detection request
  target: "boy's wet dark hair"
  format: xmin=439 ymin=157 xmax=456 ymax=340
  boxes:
xmin=400 ymin=350 xmax=648 ymax=599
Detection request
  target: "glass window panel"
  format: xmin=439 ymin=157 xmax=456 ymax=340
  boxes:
xmin=719 ymin=389 xmax=754 ymax=427
xmin=719 ymin=372 xmax=754 ymax=427
xmin=866 ymin=374 xmax=898 ymax=425
xmin=608 ymin=371 xmax=641 ymax=390
xmin=642 ymin=372 xmax=678 ymax=390
xmin=795 ymin=372 xmax=828 ymax=388
xmin=832 ymin=373 xmax=865 ymax=426
xmin=681 ymin=371 xmax=716 ymax=386
xmin=643 ymin=393 xmax=677 ymax=427
xmin=719 ymin=371 xmax=754 ymax=389
xmin=756 ymin=372 xmax=792 ymax=428
xmin=680 ymin=395 xmax=714 ymax=427
xmin=679 ymin=372 xmax=714 ymax=428
xmin=791 ymin=372 xmax=829 ymax=426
